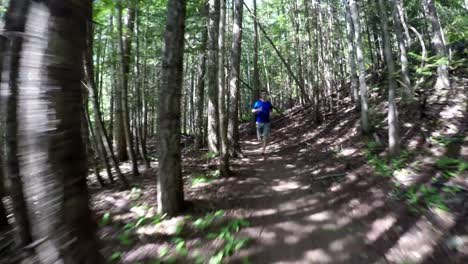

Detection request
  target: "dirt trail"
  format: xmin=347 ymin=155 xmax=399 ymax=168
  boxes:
xmin=226 ymin=136 xmax=386 ymax=263
xmin=223 ymin=98 xmax=467 ymax=264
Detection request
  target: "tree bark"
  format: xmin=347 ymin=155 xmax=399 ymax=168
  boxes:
xmin=0 ymin=0 xmax=33 ymax=247
xmin=84 ymin=23 xmax=129 ymax=188
xmin=425 ymin=0 xmax=450 ymax=90
xmin=117 ymin=2 xmax=139 ymax=176
xmin=194 ymin=28 xmax=208 ymax=149
xmin=207 ymin=0 xmax=220 ymax=153
xmin=391 ymin=0 xmax=412 ymax=101
xmin=228 ymin=0 xmax=243 ymax=157
xmin=218 ymin=0 xmax=230 ymax=177
xmin=343 ymin=0 xmax=359 ymax=108
xmin=157 ymin=0 xmax=187 ymax=216
xmin=378 ymin=0 xmax=400 ymax=156
xmin=349 ymin=0 xmax=370 ymax=134
xmin=14 ymin=1 xmax=104 ymax=261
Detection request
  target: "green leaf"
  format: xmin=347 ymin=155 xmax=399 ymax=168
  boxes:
xmin=110 ymin=251 xmax=122 ymax=261
xmin=100 ymin=212 xmax=111 ymax=227
xmin=159 ymin=247 xmax=170 ymax=258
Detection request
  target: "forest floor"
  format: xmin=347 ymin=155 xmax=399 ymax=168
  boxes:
xmin=2 ymin=78 xmax=466 ymax=264
xmin=91 ymin=77 xmax=467 ymax=264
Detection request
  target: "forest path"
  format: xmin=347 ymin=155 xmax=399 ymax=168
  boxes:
xmin=227 ymin=127 xmax=389 ymax=263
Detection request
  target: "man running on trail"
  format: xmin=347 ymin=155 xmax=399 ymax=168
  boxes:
xmin=252 ymin=90 xmax=273 ymax=155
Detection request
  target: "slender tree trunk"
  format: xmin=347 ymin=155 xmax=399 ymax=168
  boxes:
xmin=114 ymin=11 xmax=127 ymax=161
xmin=84 ymin=105 xmax=107 ymax=187
xmin=228 ymin=0 xmax=243 ymax=157
xmin=157 ymin=0 xmax=187 ymax=216
xmin=395 ymin=0 xmax=411 ymax=47
xmin=84 ymin=22 xmax=114 ymax=185
xmin=218 ymin=0 xmax=230 ymax=177
xmin=195 ymin=28 xmax=208 ymax=149
xmin=253 ymin=0 xmax=260 ymax=101
xmin=350 ymin=0 xmax=370 ymax=134
xmin=425 ymin=0 xmax=450 ymax=90
xmin=118 ymin=3 xmax=139 ymax=176
xmin=343 ymin=0 xmax=359 ymax=109
xmin=207 ymin=0 xmax=220 ymax=153
xmin=14 ymin=1 xmax=104 ymax=261
xmin=0 ymin=0 xmax=33 ymax=247
xmin=391 ymin=0 xmax=412 ymax=101
xmin=378 ymin=0 xmax=400 ymax=156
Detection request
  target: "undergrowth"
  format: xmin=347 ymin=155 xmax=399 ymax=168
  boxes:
xmin=364 ymin=138 xmax=467 ymax=214
xmin=101 ymin=207 xmax=251 ymax=263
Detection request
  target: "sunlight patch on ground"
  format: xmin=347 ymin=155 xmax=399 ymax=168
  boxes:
xmin=304 ymin=249 xmax=332 ymax=263
xmin=384 ymin=216 xmax=448 ymax=263
xmin=308 ymin=211 xmax=331 ymax=222
xmin=272 ymin=181 xmax=300 ymax=191
xmin=365 ymin=214 xmax=397 ymax=243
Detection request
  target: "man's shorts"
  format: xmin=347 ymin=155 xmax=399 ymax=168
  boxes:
xmin=256 ymin=122 xmax=271 ymax=140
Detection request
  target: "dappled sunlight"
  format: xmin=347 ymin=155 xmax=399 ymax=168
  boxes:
xmin=307 ymin=211 xmax=331 ymax=222
xmin=365 ymin=214 xmax=397 ymax=243
xmin=304 ymin=249 xmax=332 ymax=263
xmin=384 ymin=217 xmax=449 ymax=263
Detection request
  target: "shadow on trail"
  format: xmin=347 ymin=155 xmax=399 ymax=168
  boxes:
xmin=210 ymin=90 xmax=467 ymax=263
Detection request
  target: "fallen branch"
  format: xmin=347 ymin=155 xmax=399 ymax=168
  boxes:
xmin=313 ymin=173 xmax=346 ymax=181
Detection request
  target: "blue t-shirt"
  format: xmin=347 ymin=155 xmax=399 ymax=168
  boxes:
xmin=253 ymin=100 xmax=272 ymax=123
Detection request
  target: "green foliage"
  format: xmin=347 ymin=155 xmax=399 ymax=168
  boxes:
xmin=430 ymin=135 xmax=464 ymax=146
xmin=193 ymin=210 xmax=225 ymax=230
xmin=191 ymin=175 xmax=214 ymax=185
xmin=118 ymin=229 xmax=133 ymax=246
xmin=109 ymin=251 xmax=122 ymax=262
xmin=129 ymin=187 xmax=143 ymax=200
xmin=402 ymin=184 xmax=456 ymax=213
xmin=203 ymin=151 xmax=218 ymax=160
xmin=436 ymin=156 xmax=468 ymax=178
xmin=364 ymin=141 xmax=412 ymax=178
xmin=100 ymin=212 xmax=112 ymax=227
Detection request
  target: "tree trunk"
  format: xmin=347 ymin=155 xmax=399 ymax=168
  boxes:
xmin=157 ymin=0 xmax=187 ymax=216
xmin=378 ymin=0 xmax=400 ymax=156
xmin=84 ymin=22 xmax=115 ymax=185
xmin=117 ymin=2 xmax=139 ymax=176
xmin=425 ymin=0 xmax=450 ymax=90
xmin=14 ymin=1 xmax=104 ymax=261
xmin=84 ymin=28 xmax=129 ymax=187
xmin=228 ymin=0 xmax=243 ymax=157
xmin=207 ymin=0 xmax=220 ymax=153
xmin=343 ymin=0 xmax=359 ymax=108
xmin=218 ymin=0 xmax=230 ymax=177
xmin=253 ymin=0 xmax=260 ymax=102
xmin=194 ymin=28 xmax=208 ymax=149
xmin=0 ymin=0 xmax=33 ymax=247
xmin=350 ymin=0 xmax=370 ymax=134
xmin=391 ymin=0 xmax=412 ymax=101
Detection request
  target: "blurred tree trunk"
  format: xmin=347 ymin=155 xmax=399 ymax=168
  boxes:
xmin=350 ymin=0 xmax=370 ymax=134
xmin=0 ymin=0 xmax=33 ymax=247
xmin=343 ymin=0 xmax=359 ymax=108
xmin=378 ymin=0 xmax=400 ymax=156
xmin=12 ymin=1 xmax=103 ymax=261
xmin=228 ymin=0 xmax=243 ymax=157
xmin=157 ymin=0 xmax=187 ymax=216
xmin=425 ymin=0 xmax=450 ymax=90
xmin=391 ymin=0 xmax=412 ymax=101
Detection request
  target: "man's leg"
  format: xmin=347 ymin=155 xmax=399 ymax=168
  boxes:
xmin=261 ymin=123 xmax=270 ymax=155
xmin=256 ymin=122 xmax=262 ymax=142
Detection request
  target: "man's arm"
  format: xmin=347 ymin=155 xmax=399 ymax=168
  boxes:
xmin=252 ymin=101 xmax=262 ymax=114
